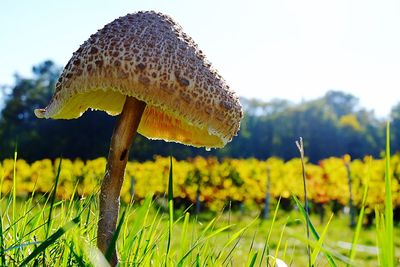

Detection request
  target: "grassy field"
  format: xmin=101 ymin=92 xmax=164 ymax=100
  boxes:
xmin=0 ymin=126 xmax=398 ymax=266
xmin=0 ymin=192 xmax=399 ymax=266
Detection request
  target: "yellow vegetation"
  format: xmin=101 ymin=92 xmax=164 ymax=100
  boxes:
xmin=1 ymin=155 xmax=399 ymax=212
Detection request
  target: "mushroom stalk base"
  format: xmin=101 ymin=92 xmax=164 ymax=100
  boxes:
xmin=97 ymin=96 xmax=146 ymax=266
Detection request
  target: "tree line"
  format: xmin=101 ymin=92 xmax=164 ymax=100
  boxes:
xmin=1 ymin=60 xmax=399 ymax=162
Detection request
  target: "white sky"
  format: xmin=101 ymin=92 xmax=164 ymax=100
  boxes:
xmin=1 ymin=0 xmax=399 ymax=117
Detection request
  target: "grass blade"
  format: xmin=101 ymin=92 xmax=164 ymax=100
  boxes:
xmin=287 ymin=228 xmax=352 ymax=265
xmin=282 ymin=239 xmax=288 ymax=263
xmin=166 ymin=156 xmax=174 ymax=265
xmin=311 ymin=213 xmax=334 ymax=265
xmin=0 ymin=179 xmax=5 ymax=266
xmin=375 ymin=208 xmax=384 ymax=265
xmin=177 ymin=224 xmax=232 ymax=266
xmin=259 ymin=197 xmax=280 ymax=267
xmin=46 ymin=158 xmax=62 ymax=238
xmin=125 ymin=195 xmax=153 ymax=263
xmin=384 ymin=122 xmax=394 ymax=266
xmin=221 ymin=231 xmax=244 ymax=265
xmin=180 ymin=212 xmax=190 ymax=259
xmin=12 ymin=148 xmax=17 ymax=243
xmin=248 ymin=251 xmax=258 ymax=267
xmin=105 ymin=209 xmax=126 ymax=263
xmin=0 ymin=218 xmax=4 ymax=266
xmin=272 ymin=218 xmax=288 ymax=266
xmin=348 ymin=160 xmax=370 ymax=265
xmin=296 ymin=137 xmax=311 ymax=267
xmin=376 ymin=122 xmax=394 ymax=267
xmin=20 ymin=216 xmax=79 ymax=265
xmin=132 ymin=195 xmax=152 ymax=234
xmin=68 ymin=242 xmax=86 ymax=267
xmin=293 ymin=195 xmax=337 ymax=267
xmin=217 ymin=226 xmax=249 ymax=264
xmin=168 ymin=156 xmax=174 ymax=203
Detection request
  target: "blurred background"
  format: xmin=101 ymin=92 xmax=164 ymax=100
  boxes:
xmin=0 ymin=0 xmax=399 ymax=161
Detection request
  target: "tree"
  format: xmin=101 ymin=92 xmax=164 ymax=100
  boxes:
xmin=324 ymin=90 xmax=359 ymax=118
xmin=0 ymin=61 xmax=214 ymax=161
xmin=0 ymin=61 xmax=116 ymax=160
xmin=0 ymin=61 xmax=392 ymax=161
xmin=1 ymin=60 xmax=60 ymax=159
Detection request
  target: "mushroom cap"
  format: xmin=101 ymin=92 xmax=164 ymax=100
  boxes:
xmin=34 ymin=11 xmax=243 ymax=148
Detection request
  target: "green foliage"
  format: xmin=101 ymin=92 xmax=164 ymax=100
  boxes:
xmin=293 ymin=196 xmax=337 ymax=267
xmin=0 ymin=61 xmax=397 ymax=162
xmin=231 ymin=90 xmax=385 ymax=161
xmin=375 ymin=122 xmax=395 ymax=267
xmin=348 ymin=170 xmax=369 ymax=265
xmin=0 ymin=60 xmax=115 ymax=160
xmin=20 ymin=216 xmax=80 ymax=266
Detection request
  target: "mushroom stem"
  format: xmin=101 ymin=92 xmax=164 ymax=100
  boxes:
xmin=97 ymin=96 xmax=146 ymax=265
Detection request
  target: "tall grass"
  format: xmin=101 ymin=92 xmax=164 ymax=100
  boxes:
xmin=12 ymin=149 xmax=17 ymax=244
xmin=166 ymin=156 xmax=174 ymax=266
xmin=375 ymin=122 xmax=395 ymax=267
xmin=347 ymin=161 xmax=369 ymax=265
xmin=296 ymin=137 xmax=312 ymax=266
xmin=0 ymin=156 xmax=268 ymax=265
xmin=0 ymin=127 xmax=397 ymax=266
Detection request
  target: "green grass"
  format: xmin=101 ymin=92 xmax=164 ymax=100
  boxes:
xmin=374 ymin=122 xmax=395 ymax=267
xmin=0 ymin=126 xmax=398 ymax=266
xmin=347 ymin=163 xmax=369 ymax=266
xmin=0 ymin=195 xmax=399 ymax=266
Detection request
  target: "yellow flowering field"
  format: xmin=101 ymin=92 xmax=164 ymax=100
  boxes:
xmin=1 ymin=155 xmax=399 ymax=213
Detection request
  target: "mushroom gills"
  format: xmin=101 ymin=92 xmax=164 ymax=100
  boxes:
xmin=39 ymin=89 xmax=224 ymax=147
xmin=40 ymin=89 xmax=126 ymax=119
xmin=139 ymin=106 xmax=224 ymax=148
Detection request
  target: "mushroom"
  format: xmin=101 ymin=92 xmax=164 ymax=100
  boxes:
xmin=34 ymin=11 xmax=243 ymax=265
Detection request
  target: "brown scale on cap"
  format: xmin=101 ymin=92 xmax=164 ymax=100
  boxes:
xmin=34 ymin=11 xmax=243 ymax=148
